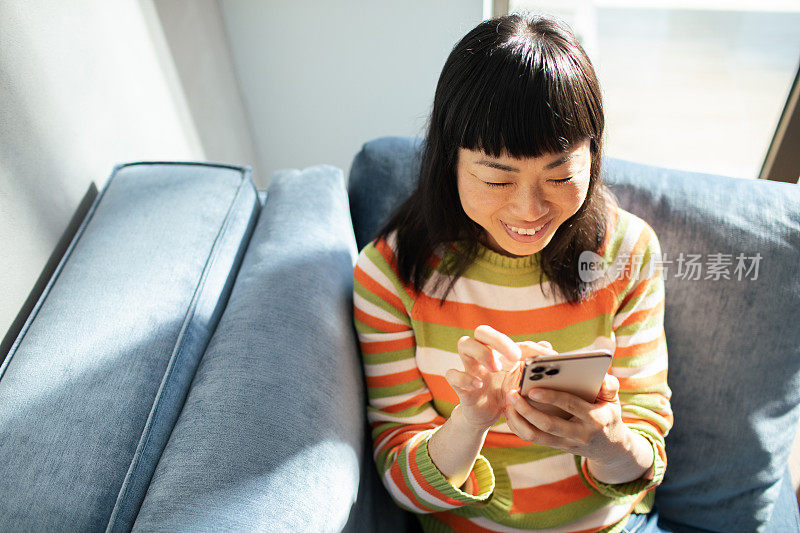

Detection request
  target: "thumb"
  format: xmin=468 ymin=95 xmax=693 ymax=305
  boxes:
xmin=596 ymin=373 xmax=620 ymax=403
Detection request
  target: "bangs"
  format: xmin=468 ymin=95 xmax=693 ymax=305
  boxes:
xmin=444 ymin=28 xmax=602 ymax=159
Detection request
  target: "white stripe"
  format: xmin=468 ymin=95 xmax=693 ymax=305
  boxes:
xmin=505 ymin=453 xmax=577 ymax=489
xmin=612 ymin=352 xmax=668 ymax=378
xmin=613 ymin=288 xmax=663 ymax=329
xmin=424 ymin=274 xmax=565 ymax=310
xmin=614 ymin=322 xmax=661 ymax=349
xmin=354 ymin=292 xmax=407 ymax=327
xmin=416 ymin=347 xmax=463 ymax=376
xmin=359 ymin=329 xmax=414 ymax=345
xmin=357 ymin=249 xmax=403 ymax=299
xmin=402 ymin=432 xmax=462 ymax=511
xmin=369 ymin=387 xmax=430 ymax=410
xmin=363 ymin=356 xmax=418 ymax=377
xmin=382 ymin=467 xmax=421 ymax=513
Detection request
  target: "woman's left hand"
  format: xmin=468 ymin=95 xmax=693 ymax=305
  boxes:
xmin=504 ymin=373 xmax=650 ymax=479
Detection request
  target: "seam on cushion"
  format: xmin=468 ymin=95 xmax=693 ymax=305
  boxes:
xmin=105 ymin=166 xmax=251 ymax=532
xmin=0 ymin=164 xmax=122 ymax=382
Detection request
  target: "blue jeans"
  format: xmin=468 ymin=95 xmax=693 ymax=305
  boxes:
xmin=621 ymin=508 xmax=667 ymax=533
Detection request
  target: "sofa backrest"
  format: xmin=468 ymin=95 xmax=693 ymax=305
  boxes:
xmin=348 ymin=136 xmax=800 ymax=532
xmin=0 ymin=162 xmax=260 ymax=531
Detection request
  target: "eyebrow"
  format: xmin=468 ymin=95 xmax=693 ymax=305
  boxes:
xmin=475 ymin=153 xmax=578 ymax=172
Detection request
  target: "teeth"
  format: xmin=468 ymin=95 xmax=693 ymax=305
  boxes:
xmin=507 ymin=223 xmax=545 ymax=235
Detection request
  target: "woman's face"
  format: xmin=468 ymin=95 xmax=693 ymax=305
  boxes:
xmin=456 ymin=139 xmax=592 ymax=257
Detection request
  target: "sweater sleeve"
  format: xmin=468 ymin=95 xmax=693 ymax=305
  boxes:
xmin=353 ymin=238 xmax=495 ymax=513
xmin=580 ymin=220 xmax=673 ymax=498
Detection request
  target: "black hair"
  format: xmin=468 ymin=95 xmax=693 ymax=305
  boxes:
xmin=377 ymin=13 xmax=613 ymax=305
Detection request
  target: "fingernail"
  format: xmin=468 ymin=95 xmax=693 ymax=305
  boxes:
xmin=471 ymin=378 xmax=483 ymax=389
xmin=528 ymin=390 xmax=543 ymax=400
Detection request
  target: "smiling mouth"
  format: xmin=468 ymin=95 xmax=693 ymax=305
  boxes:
xmin=505 ymin=222 xmax=547 ymax=236
xmin=501 ymin=219 xmax=552 ymax=243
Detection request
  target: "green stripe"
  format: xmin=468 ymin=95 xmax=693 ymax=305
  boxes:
xmin=616 ymin=276 xmax=662 ymax=317
xmin=612 ymin=349 xmax=661 ymax=368
xmin=396 ymin=438 xmax=450 ymax=512
xmin=602 ymin=210 xmax=633 ymax=264
xmin=459 ymin=264 xmax=547 ymax=287
xmin=368 ymin=378 xmax=427 ymax=399
xmin=363 ymin=244 xmax=416 ymax=311
xmin=361 ymin=347 xmax=416 ymax=365
xmin=417 ymin=315 xmax=615 ymax=354
xmin=354 ymin=280 xmax=410 ymax=324
xmin=481 ymin=444 xmax=564 ymax=466
xmin=615 ymin=310 xmax=662 ymax=337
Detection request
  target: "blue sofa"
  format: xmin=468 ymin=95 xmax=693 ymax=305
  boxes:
xmin=1 ymin=137 xmax=799 ymax=532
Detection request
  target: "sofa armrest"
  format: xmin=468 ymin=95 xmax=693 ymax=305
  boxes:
xmin=132 ymin=165 xmax=364 ymax=531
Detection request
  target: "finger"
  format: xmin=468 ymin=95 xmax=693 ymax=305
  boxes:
xmin=445 ymin=368 xmax=483 ymax=392
xmin=596 ymin=373 xmax=620 ymax=403
xmin=503 ymin=396 xmax=560 ymax=447
xmin=445 ymin=369 xmax=484 ymax=406
xmin=474 ymin=325 xmax=522 ymax=365
xmin=457 ymin=336 xmax=498 ymax=375
xmin=508 ymin=390 xmax=577 ymax=439
xmin=518 ymin=340 xmax=559 ymax=360
xmin=501 ymin=361 xmax=524 ymax=397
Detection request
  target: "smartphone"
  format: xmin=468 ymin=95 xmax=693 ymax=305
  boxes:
xmin=518 ymin=350 xmax=613 ymax=420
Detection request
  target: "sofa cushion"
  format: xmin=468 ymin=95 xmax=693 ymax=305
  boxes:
xmin=132 ymin=165 xmax=364 ymax=531
xmin=602 ymin=157 xmax=800 ymax=531
xmin=348 ymin=137 xmax=800 ymax=532
xmin=0 ymin=162 xmax=259 ymax=532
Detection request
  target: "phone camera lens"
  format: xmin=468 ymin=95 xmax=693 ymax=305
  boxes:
xmin=529 ymin=374 xmax=544 ymax=381
xmin=545 ymin=368 xmax=560 ymax=376
xmin=531 ymin=366 xmax=546 ymax=373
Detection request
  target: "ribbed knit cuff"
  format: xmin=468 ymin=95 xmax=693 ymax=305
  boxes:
xmin=417 ymin=436 xmax=495 ymax=505
xmin=576 ymin=429 xmax=665 ymax=498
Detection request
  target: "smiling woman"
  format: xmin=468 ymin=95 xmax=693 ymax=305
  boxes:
xmin=353 ymin=12 xmax=672 ymax=533
xmin=457 ymin=140 xmax=592 ymax=258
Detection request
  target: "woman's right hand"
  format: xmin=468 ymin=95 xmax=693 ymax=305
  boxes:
xmin=444 ymin=325 xmax=557 ymax=432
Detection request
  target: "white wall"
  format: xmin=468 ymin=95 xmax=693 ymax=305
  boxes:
xmin=219 ymin=0 xmax=484 ymax=180
xmin=0 ymin=0 xmax=484 ymax=347
xmin=0 ymin=1 xmax=202 ymax=345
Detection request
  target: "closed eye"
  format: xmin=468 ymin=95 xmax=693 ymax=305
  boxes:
xmin=485 ymin=181 xmax=512 ymax=188
xmin=551 ymin=177 xmax=574 ymax=184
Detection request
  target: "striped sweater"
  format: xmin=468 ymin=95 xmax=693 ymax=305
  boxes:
xmin=352 ymin=204 xmax=673 ymax=533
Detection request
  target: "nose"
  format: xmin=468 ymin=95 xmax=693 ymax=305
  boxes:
xmin=513 ymin=185 xmax=549 ymax=221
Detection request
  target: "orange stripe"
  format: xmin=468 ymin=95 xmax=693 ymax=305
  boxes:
xmin=419 ymin=372 xmax=460 ymax=405
xmin=613 ymin=335 xmax=663 ymax=359
xmin=354 ymin=264 xmax=405 ymax=315
xmin=360 ymin=336 xmax=415 ymax=354
xmin=381 ymin=393 xmax=436 ymax=414
xmin=617 ymin=299 xmax=664 ymax=330
xmin=353 ymin=306 xmax=408 ymax=333
xmin=484 ymin=432 xmax=536 ymax=448
xmin=617 ymin=231 xmax=654 ymax=303
xmin=375 ymin=423 xmax=438 ymax=452
xmin=408 ymin=437 xmax=469 ymax=508
xmin=374 ymin=238 xmax=419 ymax=301
xmin=388 ymin=459 xmax=433 ymax=512
xmin=596 ymin=202 xmax=620 ymax=258
xmin=410 ymin=289 xmax=618 ymax=336
xmin=366 ymin=368 xmax=422 ymax=389
xmin=618 ymin=369 xmax=668 ymax=390
xmin=509 ymin=475 xmax=594 ymax=514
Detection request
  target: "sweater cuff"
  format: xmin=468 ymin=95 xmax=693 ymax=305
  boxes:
xmin=416 ymin=433 xmax=495 ymax=505
xmin=576 ymin=429 xmax=665 ymax=498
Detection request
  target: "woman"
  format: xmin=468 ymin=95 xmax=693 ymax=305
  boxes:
xmin=353 ymin=13 xmax=672 ymax=532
